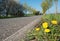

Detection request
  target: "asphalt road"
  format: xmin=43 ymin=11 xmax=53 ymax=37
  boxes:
xmin=0 ymin=16 xmax=41 ymax=41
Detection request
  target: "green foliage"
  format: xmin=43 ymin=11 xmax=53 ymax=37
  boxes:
xmin=0 ymin=0 xmax=25 ymax=17
xmin=0 ymin=16 xmax=16 ymax=19
xmin=25 ymin=14 xmax=34 ymax=17
xmin=42 ymin=14 xmax=60 ymax=21
xmin=23 ymin=3 xmax=38 ymax=15
xmin=41 ymin=0 xmax=53 ymax=15
xmin=27 ymin=14 xmax=60 ymax=41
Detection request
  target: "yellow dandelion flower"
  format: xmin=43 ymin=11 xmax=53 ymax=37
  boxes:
xmin=51 ymin=20 xmax=58 ymax=25
xmin=35 ymin=27 xmax=40 ymax=31
xmin=44 ymin=29 xmax=50 ymax=33
xmin=42 ymin=22 xmax=48 ymax=29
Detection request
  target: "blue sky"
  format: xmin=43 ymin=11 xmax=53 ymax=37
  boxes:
xmin=19 ymin=0 xmax=60 ymax=13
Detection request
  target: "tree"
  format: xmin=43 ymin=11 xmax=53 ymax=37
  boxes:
xmin=34 ymin=11 xmax=40 ymax=15
xmin=9 ymin=0 xmax=25 ymax=17
xmin=41 ymin=1 xmax=48 ymax=15
xmin=0 ymin=0 xmax=25 ymax=17
xmin=41 ymin=0 xmax=53 ymax=15
xmin=23 ymin=3 xmax=29 ymax=14
xmin=46 ymin=0 xmax=53 ymax=14
xmin=23 ymin=3 xmax=39 ymax=15
xmin=0 ymin=0 xmax=6 ymax=16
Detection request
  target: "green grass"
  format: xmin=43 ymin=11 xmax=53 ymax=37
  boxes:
xmin=24 ymin=14 xmax=34 ymax=17
xmin=26 ymin=14 xmax=60 ymax=41
xmin=0 ymin=16 xmax=17 ymax=19
xmin=0 ymin=14 xmax=35 ymax=19
xmin=42 ymin=14 xmax=60 ymax=21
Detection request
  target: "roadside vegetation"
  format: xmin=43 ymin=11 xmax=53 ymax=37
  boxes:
xmin=0 ymin=0 xmax=41 ymax=19
xmin=25 ymin=0 xmax=60 ymax=41
xmin=26 ymin=14 xmax=60 ymax=41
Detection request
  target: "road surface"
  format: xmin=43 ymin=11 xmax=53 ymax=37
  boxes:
xmin=0 ymin=16 xmax=41 ymax=41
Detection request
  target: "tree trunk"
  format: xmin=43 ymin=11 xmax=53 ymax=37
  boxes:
xmin=43 ymin=13 xmax=46 ymax=15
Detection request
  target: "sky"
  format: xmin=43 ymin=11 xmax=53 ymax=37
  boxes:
xmin=18 ymin=0 xmax=60 ymax=14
